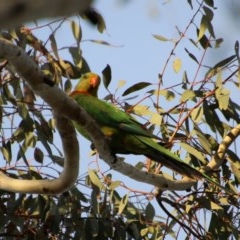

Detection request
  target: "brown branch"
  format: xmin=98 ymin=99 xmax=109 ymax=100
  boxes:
xmin=0 ymin=0 xmax=92 ymax=29
xmin=0 ymin=113 xmax=79 ymax=194
xmin=203 ymin=123 xmax=240 ymax=172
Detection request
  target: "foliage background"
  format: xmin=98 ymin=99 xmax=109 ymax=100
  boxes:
xmin=0 ymin=0 xmax=240 ymax=239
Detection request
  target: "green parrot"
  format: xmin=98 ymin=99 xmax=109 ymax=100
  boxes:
xmin=69 ymin=73 xmax=215 ymax=182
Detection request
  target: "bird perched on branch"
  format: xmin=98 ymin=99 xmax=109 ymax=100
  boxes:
xmin=69 ymin=72 xmax=217 ymax=182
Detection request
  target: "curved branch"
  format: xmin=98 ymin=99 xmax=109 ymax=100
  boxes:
xmin=0 ymin=38 xmax=197 ymax=193
xmin=0 ymin=113 xmax=79 ymax=194
xmin=0 ymin=0 xmax=92 ymax=29
xmin=111 ymin=159 xmax=196 ymax=190
xmin=203 ymin=124 xmax=240 ymax=171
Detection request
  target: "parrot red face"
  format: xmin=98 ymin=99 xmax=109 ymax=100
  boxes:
xmin=69 ymin=73 xmax=101 ymax=97
xmin=90 ymin=75 xmax=100 ymax=89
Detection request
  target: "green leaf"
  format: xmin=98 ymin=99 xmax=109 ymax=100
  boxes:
xmin=194 ymin=127 xmax=212 ymax=154
xmin=91 ymin=190 xmax=99 ymax=216
xmin=58 ymin=59 xmax=82 ymax=79
xmin=39 ymin=119 xmax=53 ymax=143
xmin=17 ymin=102 xmax=29 ymax=120
xmin=69 ymin=47 xmax=82 ymax=68
xmin=118 ymin=193 xmax=128 ymax=215
xmin=185 ymin=48 xmax=199 ymax=64
xmin=187 ymin=0 xmax=193 ymax=9
xmin=88 ymin=169 xmax=104 ymax=190
xmin=50 ymin=33 xmax=59 ymax=59
xmin=49 ymin=155 xmax=64 ymax=167
xmin=203 ymin=101 xmax=216 ymax=132
xmin=35 ymin=121 xmax=52 ymax=156
xmin=215 ymin=87 xmax=230 ymax=110
xmin=196 ymin=28 xmax=212 ymax=49
xmin=230 ymin=161 xmax=240 ymax=183
xmin=206 ymin=55 xmax=236 ymax=77
xmin=214 ymin=38 xmax=223 ymax=48
xmin=182 ymin=71 xmax=189 ymax=89
xmin=87 ymin=39 xmax=116 ymax=46
xmin=23 ymin=132 xmax=37 ymax=148
xmin=180 ymin=142 xmax=206 ymax=163
xmin=149 ymin=113 xmax=162 ymax=125
xmin=198 ymin=15 xmax=208 ymax=41
xmin=153 ymin=34 xmax=171 ymax=42
xmin=228 ymin=153 xmax=240 ymax=182
xmin=140 ymin=228 xmax=149 ymax=237
xmin=190 ymin=106 xmax=203 ymax=123
xmin=145 ymin=202 xmax=155 ymax=220
xmin=205 ymin=134 xmax=219 ymax=151
xmin=102 ymin=64 xmax=111 ymax=89
xmin=64 ymin=78 xmax=72 ymax=94
xmin=71 ymin=20 xmax=82 ymax=46
xmin=160 ymin=90 xmax=175 ymax=101
xmin=209 ymin=22 xmax=215 ymax=39
xmin=180 ymin=89 xmax=196 ymax=102
xmin=34 ymin=147 xmax=44 ymax=164
xmin=122 ymin=82 xmax=152 ymax=96
xmin=2 ymin=141 xmax=12 ymax=163
xmin=132 ymin=105 xmax=151 ymax=116
xmin=108 ymin=181 xmax=121 ymax=190
xmin=17 ymin=144 xmax=29 ymax=165
xmin=204 ymin=0 xmax=214 ymax=7
xmin=173 ymin=58 xmax=182 ymax=73
xmin=82 ymin=8 xmax=106 ymax=33
xmin=70 ymin=186 xmax=88 ymax=202
xmin=203 ymin=6 xmax=214 ymax=21
xmin=235 ymin=40 xmax=239 ymax=63
xmin=117 ymin=79 xmax=126 ymax=88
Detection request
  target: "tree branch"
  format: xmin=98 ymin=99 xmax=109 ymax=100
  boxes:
xmin=203 ymin=123 xmax=240 ymax=171
xmin=0 ymin=112 xmax=79 ymax=194
xmin=0 ymin=38 xmax=197 ymax=193
xmin=0 ymin=0 xmax=92 ymax=29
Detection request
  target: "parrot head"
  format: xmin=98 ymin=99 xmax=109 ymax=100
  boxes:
xmin=70 ymin=72 xmax=101 ymax=97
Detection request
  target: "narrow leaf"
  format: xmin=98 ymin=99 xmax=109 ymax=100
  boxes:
xmin=122 ymin=82 xmax=152 ymax=96
xmin=215 ymin=88 xmax=230 ymax=110
xmin=206 ymin=55 xmax=236 ymax=78
xmin=108 ymin=181 xmax=121 ymax=190
xmin=118 ymin=194 xmax=128 ymax=215
xmin=180 ymin=142 xmax=206 ymax=163
xmin=213 ymin=55 xmax=236 ymax=69
xmin=2 ymin=141 xmax=12 ymax=163
xmin=71 ymin=20 xmax=82 ymax=46
xmin=190 ymin=106 xmax=203 ymax=123
xmin=34 ymin=147 xmax=44 ymax=164
xmin=203 ymin=6 xmax=214 ymax=21
xmin=102 ymin=64 xmax=111 ymax=89
xmin=50 ymin=33 xmax=59 ymax=59
xmin=187 ymin=0 xmax=193 ymax=9
xmin=234 ymin=40 xmax=240 ymax=63
xmin=204 ymin=0 xmax=214 ymax=7
xmin=198 ymin=15 xmax=208 ymax=41
xmin=185 ymin=48 xmax=199 ymax=64
xmin=88 ymin=169 xmax=104 ymax=190
xmin=145 ymin=202 xmax=155 ymax=220
xmin=153 ymin=34 xmax=170 ymax=42
xmin=82 ymin=8 xmax=106 ymax=33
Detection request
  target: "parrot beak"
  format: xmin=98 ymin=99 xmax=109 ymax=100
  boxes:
xmin=90 ymin=75 xmax=100 ymax=88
